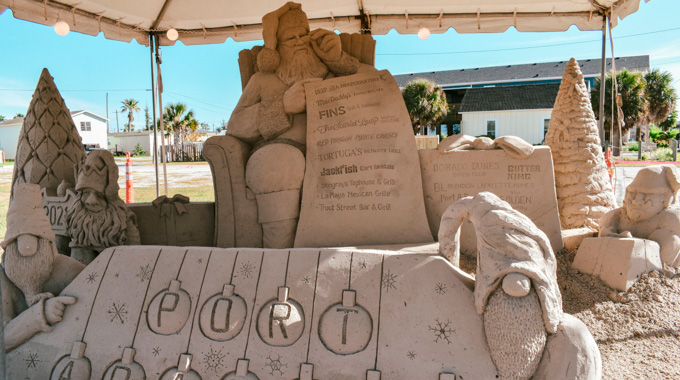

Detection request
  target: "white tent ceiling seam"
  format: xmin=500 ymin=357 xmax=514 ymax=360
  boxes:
xmin=0 ymin=0 xmax=650 ymax=46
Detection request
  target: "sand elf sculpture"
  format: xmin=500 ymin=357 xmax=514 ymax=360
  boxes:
xmin=11 ymin=68 xmax=86 ymax=199
xmin=1 ymin=183 xmax=84 ymax=352
xmin=227 ymin=1 xmax=374 ymax=248
xmin=545 ymin=58 xmax=616 ymax=230
xmin=66 ymin=150 xmax=140 ymax=264
xmin=439 ymin=192 xmax=601 ymax=380
xmin=599 ymin=165 xmax=680 ymax=268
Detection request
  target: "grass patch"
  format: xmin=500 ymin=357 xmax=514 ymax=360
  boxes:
xmin=117 ymin=185 xmax=215 ymax=203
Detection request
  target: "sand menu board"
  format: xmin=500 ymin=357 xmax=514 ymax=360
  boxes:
xmin=294 ymin=70 xmax=433 ymax=247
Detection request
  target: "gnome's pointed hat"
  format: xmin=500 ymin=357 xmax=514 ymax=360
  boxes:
xmin=75 ymin=150 xmax=120 ymax=201
xmin=439 ymin=192 xmax=563 ymax=333
xmin=2 ymin=183 xmax=55 ymax=249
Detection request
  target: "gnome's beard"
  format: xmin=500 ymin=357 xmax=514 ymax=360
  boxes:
xmin=276 ymin=45 xmax=328 ymax=87
xmin=483 ymin=287 xmax=547 ymax=380
xmin=67 ymin=199 xmax=128 ymax=248
xmin=3 ymin=239 xmax=55 ymax=306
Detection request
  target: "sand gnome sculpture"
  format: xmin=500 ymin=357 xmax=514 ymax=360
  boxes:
xmin=545 ymin=58 xmax=616 ymax=230
xmin=1 ymin=183 xmax=84 ymax=352
xmin=439 ymin=192 xmax=602 ymax=380
xmin=599 ymin=165 xmax=680 ymax=268
xmin=227 ymin=1 xmax=374 ymax=248
xmin=66 ymin=150 xmax=140 ymax=264
xmin=11 ymin=68 xmax=86 ymax=199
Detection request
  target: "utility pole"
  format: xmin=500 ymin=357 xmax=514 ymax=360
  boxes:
xmin=115 ymin=110 xmax=120 ymax=133
xmin=106 ymin=92 xmax=109 ymax=133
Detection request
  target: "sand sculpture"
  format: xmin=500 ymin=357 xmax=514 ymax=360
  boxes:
xmin=6 ymin=196 xmax=600 ymax=379
xmin=0 ymin=183 xmax=84 ymax=352
xmin=437 ymin=134 xmax=535 ymax=160
xmin=573 ymin=166 xmax=680 ymax=290
xmin=544 ymin=58 xmax=616 ymax=230
xmin=439 ymin=192 xmax=601 ymax=380
xmin=11 ymin=68 xmax=86 ymax=199
xmin=225 ymin=1 xmax=375 ymax=248
xmin=65 ymin=149 xmax=140 ymax=264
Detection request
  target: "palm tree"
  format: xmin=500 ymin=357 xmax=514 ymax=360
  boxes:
xmin=120 ymin=98 xmax=140 ymax=132
xmin=163 ymin=102 xmax=198 ymax=146
xmin=591 ymin=69 xmax=647 ymax=155
xmin=401 ymin=79 xmax=448 ymax=135
xmin=644 ymin=69 xmax=677 ymax=131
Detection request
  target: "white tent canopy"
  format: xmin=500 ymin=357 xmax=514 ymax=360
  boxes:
xmin=1 ymin=0 xmax=649 ymax=46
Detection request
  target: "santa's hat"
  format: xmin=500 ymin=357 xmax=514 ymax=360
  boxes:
xmin=628 ymin=165 xmax=680 ymax=197
xmin=1 ymin=183 xmax=54 ymax=249
xmin=258 ymin=2 xmax=308 ymax=73
xmin=75 ymin=150 xmax=120 ymax=201
xmin=439 ymin=192 xmax=563 ymax=333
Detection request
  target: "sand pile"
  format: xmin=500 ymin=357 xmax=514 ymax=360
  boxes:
xmin=460 ymin=249 xmax=680 ymax=379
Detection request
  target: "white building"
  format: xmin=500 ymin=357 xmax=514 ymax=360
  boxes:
xmin=0 ymin=110 xmax=108 ymax=160
xmin=71 ymin=110 xmax=108 ymax=149
xmin=109 ymin=131 xmax=170 ymax=158
xmin=458 ymin=84 xmax=558 ymax=145
xmin=0 ymin=117 xmax=23 ymax=160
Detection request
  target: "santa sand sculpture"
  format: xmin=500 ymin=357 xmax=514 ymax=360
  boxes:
xmin=544 ymin=58 xmax=616 ymax=230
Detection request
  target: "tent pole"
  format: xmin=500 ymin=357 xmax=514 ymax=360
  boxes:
xmin=149 ymin=34 xmax=160 ymax=198
xmin=155 ymin=35 xmax=169 ymax=196
xmin=598 ymin=14 xmax=607 ymax=146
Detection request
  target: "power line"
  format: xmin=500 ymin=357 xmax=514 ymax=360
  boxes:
xmin=376 ymin=26 xmax=680 ymax=56
xmin=165 ymin=91 xmax=232 ymax=111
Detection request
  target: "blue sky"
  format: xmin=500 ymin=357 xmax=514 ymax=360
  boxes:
xmin=0 ymin=0 xmax=678 ymax=132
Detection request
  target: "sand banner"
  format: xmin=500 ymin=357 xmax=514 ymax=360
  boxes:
xmin=294 ymin=70 xmax=433 ymax=247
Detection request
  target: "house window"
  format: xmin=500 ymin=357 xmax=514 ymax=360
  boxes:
xmin=486 ymin=119 xmax=496 ymax=138
xmin=543 ymin=118 xmax=550 ymax=137
xmin=80 ymin=121 xmax=91 ymax=131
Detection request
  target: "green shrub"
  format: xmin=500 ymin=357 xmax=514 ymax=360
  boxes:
xmin=132 ymin=143 xmax=146 ymax=157
xmin=627 ymin=143 xmax=639 ymax=152
xmin=655 ymin=147 xmax=673 ymax=162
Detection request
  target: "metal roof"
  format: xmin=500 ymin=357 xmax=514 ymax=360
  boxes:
xmin=458 ymin=83 xmax=560 ymax=112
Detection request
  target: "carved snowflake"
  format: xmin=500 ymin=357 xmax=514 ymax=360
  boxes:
xmin=239 ymin=262 xmax=255 ymax=278
xmin=381 ymin=270 xmax=397 ymax=292
xmin=358 ymin=259 xmax=368 ymax=270
xmin=407 ymin=351 xmax=416 ymax=360
xmin=86 ymin=272 xmax=98 ymax=284
xmin=202 ymin=348 xmax=226 ymax=373
xmin=136 ymin=264 xmax=153 ymax=282
xmin=265 ymin=354 xmax=287 ymax=375
xmin=429 ymin=318 xmax=455 ymax=344
xmin=114 ymin=272 xmax=120 ymax=278
xmin=197 ymin=257 xmax=204 ymax=264
xmin=435 ymin=283 xmax=447 ymax=295
xmin=24 ymin=352 xmax=41 ymax=368
xmin=152 ymin=347 xmax=161 ymax=356
xmin=107 ymin=302 xmax=128 ymax=324
xmin=301 ymin=275 xmax=312 ymax=285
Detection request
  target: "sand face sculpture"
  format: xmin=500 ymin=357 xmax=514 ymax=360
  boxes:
xmin=544 ymin=58 xmax=616 ymax=230
xmin=0 ymin=183 xmax=84 ymax=352
xmin=11 ymin=68 xmax=86 ymax=199
xmin=439 ymin=192 xmax=602 ymax=380
xmin=226 ymin=1 xmax=373 ymax=248
xmin=65 ymin=149 xmax=140 ymax=264
xmin=599 ymin=165 xmax=680 ymax=268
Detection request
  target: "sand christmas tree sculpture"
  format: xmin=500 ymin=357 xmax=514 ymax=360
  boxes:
xmin=11 ymin=68 xmax=86 ymax=199
xmin=545 ymin=58 xmax=616 ymax=230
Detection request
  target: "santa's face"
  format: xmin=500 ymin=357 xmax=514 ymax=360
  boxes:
xmin=81 ymin=188 xmax=107 ymax=214
xmin=277 ymin=25 xmax=312 ymax=56
xmin=276 ymin=25 xmax=328 ymax=87
xmin=624 ymin=188 xmax=671 ymax=222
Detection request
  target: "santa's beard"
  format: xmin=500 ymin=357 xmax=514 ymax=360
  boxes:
xmin=276 ymin=45 xmax=328 ymax=87
xmin=2 ymin=239 xmax=55 ymax=306
xmin=66 ymin=199 xmax=128 ymax=249
xmin=483 ymin=287 xmax=546 ymax=380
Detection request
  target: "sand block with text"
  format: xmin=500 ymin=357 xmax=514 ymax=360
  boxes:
xmin=295 ymin=70 xmax=433 ymax=247
xmin=419 ymin=147 xmax=563 ymax=252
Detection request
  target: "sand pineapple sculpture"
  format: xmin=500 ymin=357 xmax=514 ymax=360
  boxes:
xmin=545 ymin=58 xmax=616 ymax=230
xmin=11 ymin=68 xmax=86 ymax=199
